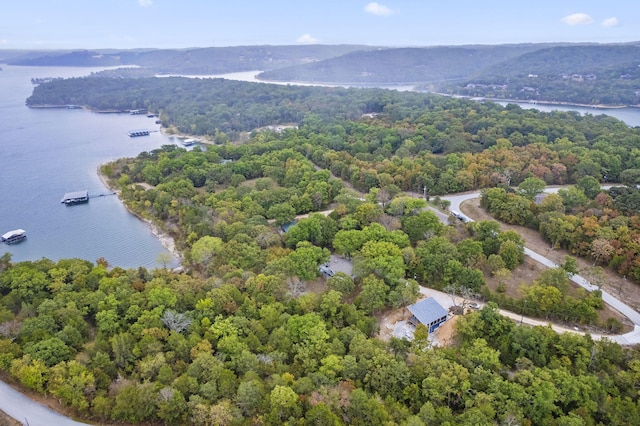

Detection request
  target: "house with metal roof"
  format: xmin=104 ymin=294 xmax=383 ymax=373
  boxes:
xmin=407 ymin=297 xmax=449 ymax=333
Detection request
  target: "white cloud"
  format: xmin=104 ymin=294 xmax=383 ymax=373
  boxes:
xmin=0 ymin=39 xmax=7 ymax=45
xmin=602 ymin=17 xmax=619 ymax=27
xmin=297 ymin=33 xmax=319 ymax=44
xmin=138 ymin=0 xmax=153 ymax=7
xmin=561 ymin=13 xmax=594 ymax=26
xmin=365 ymin=2 xmax=395 ymax=16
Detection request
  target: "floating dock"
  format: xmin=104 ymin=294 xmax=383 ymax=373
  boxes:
xmin=128 ymin=129 xmax=150 ymax=137
xmin=2 ymin=229 xmax=26 ymax=244
xmin=61 ymin=190 xmax=89 ymax=205
xmin=181 ymin=138 xmax=197 ymax=146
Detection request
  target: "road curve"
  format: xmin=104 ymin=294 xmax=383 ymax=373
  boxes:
xmin=0 ymin=380 xmax=89 ymax=425
xmin=439 ymin=188 xmax=640 ymax=345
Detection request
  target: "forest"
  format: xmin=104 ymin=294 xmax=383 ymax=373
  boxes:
xmin=3 ymin=75 xmax=640 ymax=424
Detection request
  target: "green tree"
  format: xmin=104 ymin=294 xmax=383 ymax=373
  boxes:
xmin=267 ymin=203 xmax=296 ymax=226
xmin=286 ymin=241 xmax=330 ymax=281
xmin=356 ymin=275 xmax=389 ymax=313
xmin=10 ymin=355 xmax=49 ymax=393
xmin=111 ymin=382 xmax=156 ymax=423
xmin=327 ymin=272 xmax=355 ymax=295
xmin=190 ymin=236 xmax=223 ymax=266
xmin=517 ymin=177 xmax=546 ymax=200
xmin=156 ymin=387 xmax=188 ymax=424
xmin=576 ymin=175 xmax=602 ymax=199
xmin=558 ymin=186 xmax=588 ymax=211
xmin=353 ymin=240 xmax=405 ymax=282
xmin=268 ymin=385 xmax=301 ymax=422
xmin=413 ymin=236 xmax=458 ymax=285
xmin=47 ymin=360 xmax=95 ymax=412
xmin=498 ymin=240 xmax=524 ymax=270
xmin=401 ymin=211 xmax=443 ymax=244
xmin=23 ymin=337 xmax=73 ymax=367
xmin=388 ymin=279 xmax=420 ymax=309
xmin=236 ymin=379 xmax=265 ymax=417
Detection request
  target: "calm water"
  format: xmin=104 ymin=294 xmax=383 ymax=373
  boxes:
xmin=0 ymin=65 xmax=180 ymax=269
xmin=494 ymin=101 xmax=640 ymax=127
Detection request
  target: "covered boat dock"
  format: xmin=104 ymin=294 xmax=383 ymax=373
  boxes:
xmin=61 ymin=190 xmax=89 ymax=205
xmin=2 ymin=229 xmax=26 ymax=244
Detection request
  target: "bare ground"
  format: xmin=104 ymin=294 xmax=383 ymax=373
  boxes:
xmin=0 ymin=410 xmax=20 ymax=426
xmin=432 ymin=315 xmax=460 ymax=347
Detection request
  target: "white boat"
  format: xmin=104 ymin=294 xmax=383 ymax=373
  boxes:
xmin=1 ymin=229 xmax=26 ymax=244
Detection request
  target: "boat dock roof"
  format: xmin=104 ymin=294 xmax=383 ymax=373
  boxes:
xmin=2 ymin=229 xmax=26 ymax=240
xmin=61 ymin=190 xmax=89 ymax=202
xmin=128 ymin=129 xmax=150 ymax=137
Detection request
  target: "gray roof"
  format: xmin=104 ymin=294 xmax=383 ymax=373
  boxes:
xmin=407 ymin=297 xmax=448 ymax=325
xmin=62 ymin=190 xmax=88 ymax=200
xmin=2 ymin=229 xmax=25 ymax=240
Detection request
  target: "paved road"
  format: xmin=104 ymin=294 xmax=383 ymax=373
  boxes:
xmin=0 ymin=380 xmax=89 ymax=425
xmin=436 ymin=188 xmax=640 ymax=345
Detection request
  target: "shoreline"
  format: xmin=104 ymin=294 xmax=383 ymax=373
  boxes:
xmin=428 ymin=92 xmax=640 ymax=110
xmin=96 ymin=166 xmax=182 ymax=267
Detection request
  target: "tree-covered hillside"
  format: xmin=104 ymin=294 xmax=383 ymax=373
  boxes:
xmin=4 ymin=45 xmax=378 ymax=74
xmin=257 ymin=45 xmax=546 ymax=84
xmin=433 ymin=44 xmax=640 ymax=105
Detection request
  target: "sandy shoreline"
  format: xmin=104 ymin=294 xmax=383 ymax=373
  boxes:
xmin=96 ymin=166 xmax=182 ymax=266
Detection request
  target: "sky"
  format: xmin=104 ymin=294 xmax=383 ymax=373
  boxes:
xmin=1 ymin=1 xmax=639 ymax=50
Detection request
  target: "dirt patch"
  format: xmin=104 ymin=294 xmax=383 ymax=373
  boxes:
xmin=484 ymin=256 xmax=542 ymax=299
xmin=377 ymin=307 xmax=411 ymax=341
xmin=0 ymin=409 xmax=21 ymax=426
xmin=133 ymin=182 xmax=154 ymax=191
xmin=305 ymin=278 xmax=328 ymax=295
xmin=432 ymin=315 xmax=460 ymax=347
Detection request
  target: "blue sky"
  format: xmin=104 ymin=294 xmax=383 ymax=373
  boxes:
xmin=2 ymin=1 xmax=638 ymax=49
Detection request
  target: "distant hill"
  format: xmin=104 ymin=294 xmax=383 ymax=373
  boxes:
xmin=434 ymin=44 xmax=640 ymax=105
xmin=2 ymin=45 xmax=379 ymax=74
xmin=256 ymin=45 xmax=550 ymax=84
xmin=468 ymin=44 xmax=640 ymax=78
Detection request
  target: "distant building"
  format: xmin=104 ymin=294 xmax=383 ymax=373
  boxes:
xmin=407 ymin=297 xmax=449 ymax=333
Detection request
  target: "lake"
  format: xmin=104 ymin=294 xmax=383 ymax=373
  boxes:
xmin=0 ymin=65 xmax=181 ymax=269
xmin=494 ymin=101 xmax=640 ymax=128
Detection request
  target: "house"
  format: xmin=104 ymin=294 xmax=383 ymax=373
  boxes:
xmin=407 ymin=297 xmax=449 ymax=333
